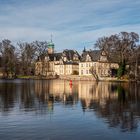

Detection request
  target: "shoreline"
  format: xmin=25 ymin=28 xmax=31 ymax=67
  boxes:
xmin=0 ymin=75 xmax=139 ymax=83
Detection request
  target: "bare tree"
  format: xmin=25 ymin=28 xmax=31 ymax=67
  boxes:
xmin=32 ymin=41 xmax=49 ymax=77
xmin=95 ymin=32 xmax=139 ymax=63
xmin=0 ymin=39 xmax=17 ymax=78
xmin=18 ymin=42 xmax=36 ymax=75
xmin=95 ymin=32 xmax=139 ymax=78
xmin=115 ymin=32 xmax=139 ymax=63
xmin=89 ymin=66 xmax=99 ymax=81
xmin=129 ymin=45 xmax=140 ymax=80
xmin=32 ymin=41 xmax=48 ymax=57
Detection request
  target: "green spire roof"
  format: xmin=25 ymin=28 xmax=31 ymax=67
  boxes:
xmin=47 ymin=41 xmax=54 ymax=48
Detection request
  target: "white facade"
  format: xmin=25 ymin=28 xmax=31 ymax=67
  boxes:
xmin=54 ymin=64 xmax=79 ymax=75
xmin=79 ymin=62 xmax=97 ymax=76
xmin=79 ymin=61 xmax=119 ymax=77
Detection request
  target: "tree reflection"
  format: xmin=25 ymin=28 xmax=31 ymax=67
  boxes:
xmin=79 ymin=82 xmax=140 ymax=132
xmin=0 ymin=82 xmax=17 ymax=113
xmin=20 ymin=81 xmax=36 ymax=110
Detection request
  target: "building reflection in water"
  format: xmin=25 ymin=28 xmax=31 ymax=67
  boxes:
xmin=79 ymin=82 xmax=118 ymax=111
xmin=35 ymin=80 xmax=79 ymax=108
xmin=0 ymin=80 xmax=140 ymax=132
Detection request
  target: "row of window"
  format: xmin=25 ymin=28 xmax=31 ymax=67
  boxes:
xmin=80 ymin=63 xmax=96 ymax=67
xmin=59 ymin=65 xmax=64 ymax=68
xmin=66 ymin=70 xmax=71 ymax=74
xmin=81 ymin=69 xmax=109 ymax=75
xmin=57 ymin=65 xmax=78 ymax=68
xmin=66 ymin=65 xmax=72 ymax=68
xmin=81 ymin=70 xmax=90 ymax=75
xmin=80 ymin=63 xmax=117 ymax=68
xmin=100 ymin=69 xmax=109 ymax=75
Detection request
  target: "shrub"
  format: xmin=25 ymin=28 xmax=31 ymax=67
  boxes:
xmin=117 ymin=62 xmax=126 ymax=79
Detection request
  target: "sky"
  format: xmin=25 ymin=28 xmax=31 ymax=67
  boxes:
xmin=0 ymin=0 xmax=140 ymax=52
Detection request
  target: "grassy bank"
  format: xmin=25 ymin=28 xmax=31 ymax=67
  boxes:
xmin=17 ymin=75 xmax=37 ymax=79
xmin=0 ymin=75 xmax=139 ymax=82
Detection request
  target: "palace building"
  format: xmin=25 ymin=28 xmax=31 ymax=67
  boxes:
xmin=35 ymin=41 xmax=80 ymax=76
xmin=79 ymin=48 xmax=119 ymax=78
xmin=35 ymin=42 xmax=119 ymax=78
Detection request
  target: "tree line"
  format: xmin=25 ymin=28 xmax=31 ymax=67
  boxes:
xmin=0 ymin=31 xmax=140 ymax=80
xmin=0 ymin=40 xmax=48 ymax=78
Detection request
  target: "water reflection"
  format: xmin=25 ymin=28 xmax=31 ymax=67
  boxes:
xmin=0 ymin=79 xmax=140 ymax=132
xmin=0 ymin=82 xmax=17 ymax=112
xmin=79 ymin=82 xmax=140 ymax=132
xmin=35 ymin=80 xmax=78 ymax=106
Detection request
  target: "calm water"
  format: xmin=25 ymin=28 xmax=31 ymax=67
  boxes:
xmin=0 ymin=80 xmax=140 ymax=140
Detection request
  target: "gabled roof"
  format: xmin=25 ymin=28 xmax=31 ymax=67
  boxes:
xmin=63 ymin=49 xmax=80 ymax=61
xmin=37 ymin=49 xmax=81 ymax=62
xmin=37 ymin=52 xmax=62 ymax=61
xmin=37 ymin=53 xmax=47 ymax=61
xmin=48 ymin=53 xmax=62 ymax=61
xmin=81 ymin=50 xmax=120 ymax=63
xmin=89 ymin=50 xmax=101 ymax=61
xmin=64 ymin=61 xmax=79 ymax=65
xmin=55 ymin=61 xmax=79 ymax=65
xmin=108 ymin=52 xmax=120 ymax=63
xmin=81 ymin=50 xmax=100 ymax=62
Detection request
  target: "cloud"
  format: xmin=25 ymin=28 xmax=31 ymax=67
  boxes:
xmin=0 ymin=0 xmax=140 ymax=51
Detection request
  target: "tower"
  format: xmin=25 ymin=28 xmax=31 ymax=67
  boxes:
xmin=83 ymin=46 xmax=86 ymax=52
xmin=47 ymin=35 xmax=54 ymax=54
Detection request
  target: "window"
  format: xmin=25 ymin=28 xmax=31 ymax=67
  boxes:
xmin=86 ymin=70 xmax=88 ymax=74
xmin=81 ymin=70 xmax=83 ymax=75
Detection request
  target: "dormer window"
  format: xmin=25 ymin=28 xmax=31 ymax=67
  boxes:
xmin=100 ymin=54 xmax=108 ymax=62
xmin=63 ymin=56 xmax=67 ymax=61
xmin=45 ymin=56 xmax=49 ymax=61
xmin=59 ymin=59 xmax=63 ymax=64
xmin=99 ymin=50 xmax=108 ymax=62
xmin=62 ymin=53 xmax=67 ymax=62
xmin=86 ymin=54 xmax=91 ymax=61
xmin=73 ymin=54 xmax=78 ymax=61
xmin=54 ymin=57 xmax=56 ymax=61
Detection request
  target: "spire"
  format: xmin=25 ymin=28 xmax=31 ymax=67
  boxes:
xmin=83 ymin=46 xmax=86 ymax=52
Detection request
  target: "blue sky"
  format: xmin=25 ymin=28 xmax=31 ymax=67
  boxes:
xmin=0 ymin=0 xmax=140 ymax=52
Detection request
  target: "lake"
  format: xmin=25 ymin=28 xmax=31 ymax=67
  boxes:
xmin=0 ymin=79 xmax=140 ymax=140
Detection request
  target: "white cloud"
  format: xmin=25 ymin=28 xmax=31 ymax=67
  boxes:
xmin=0 ymin=0 xmax=140 ymax=51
